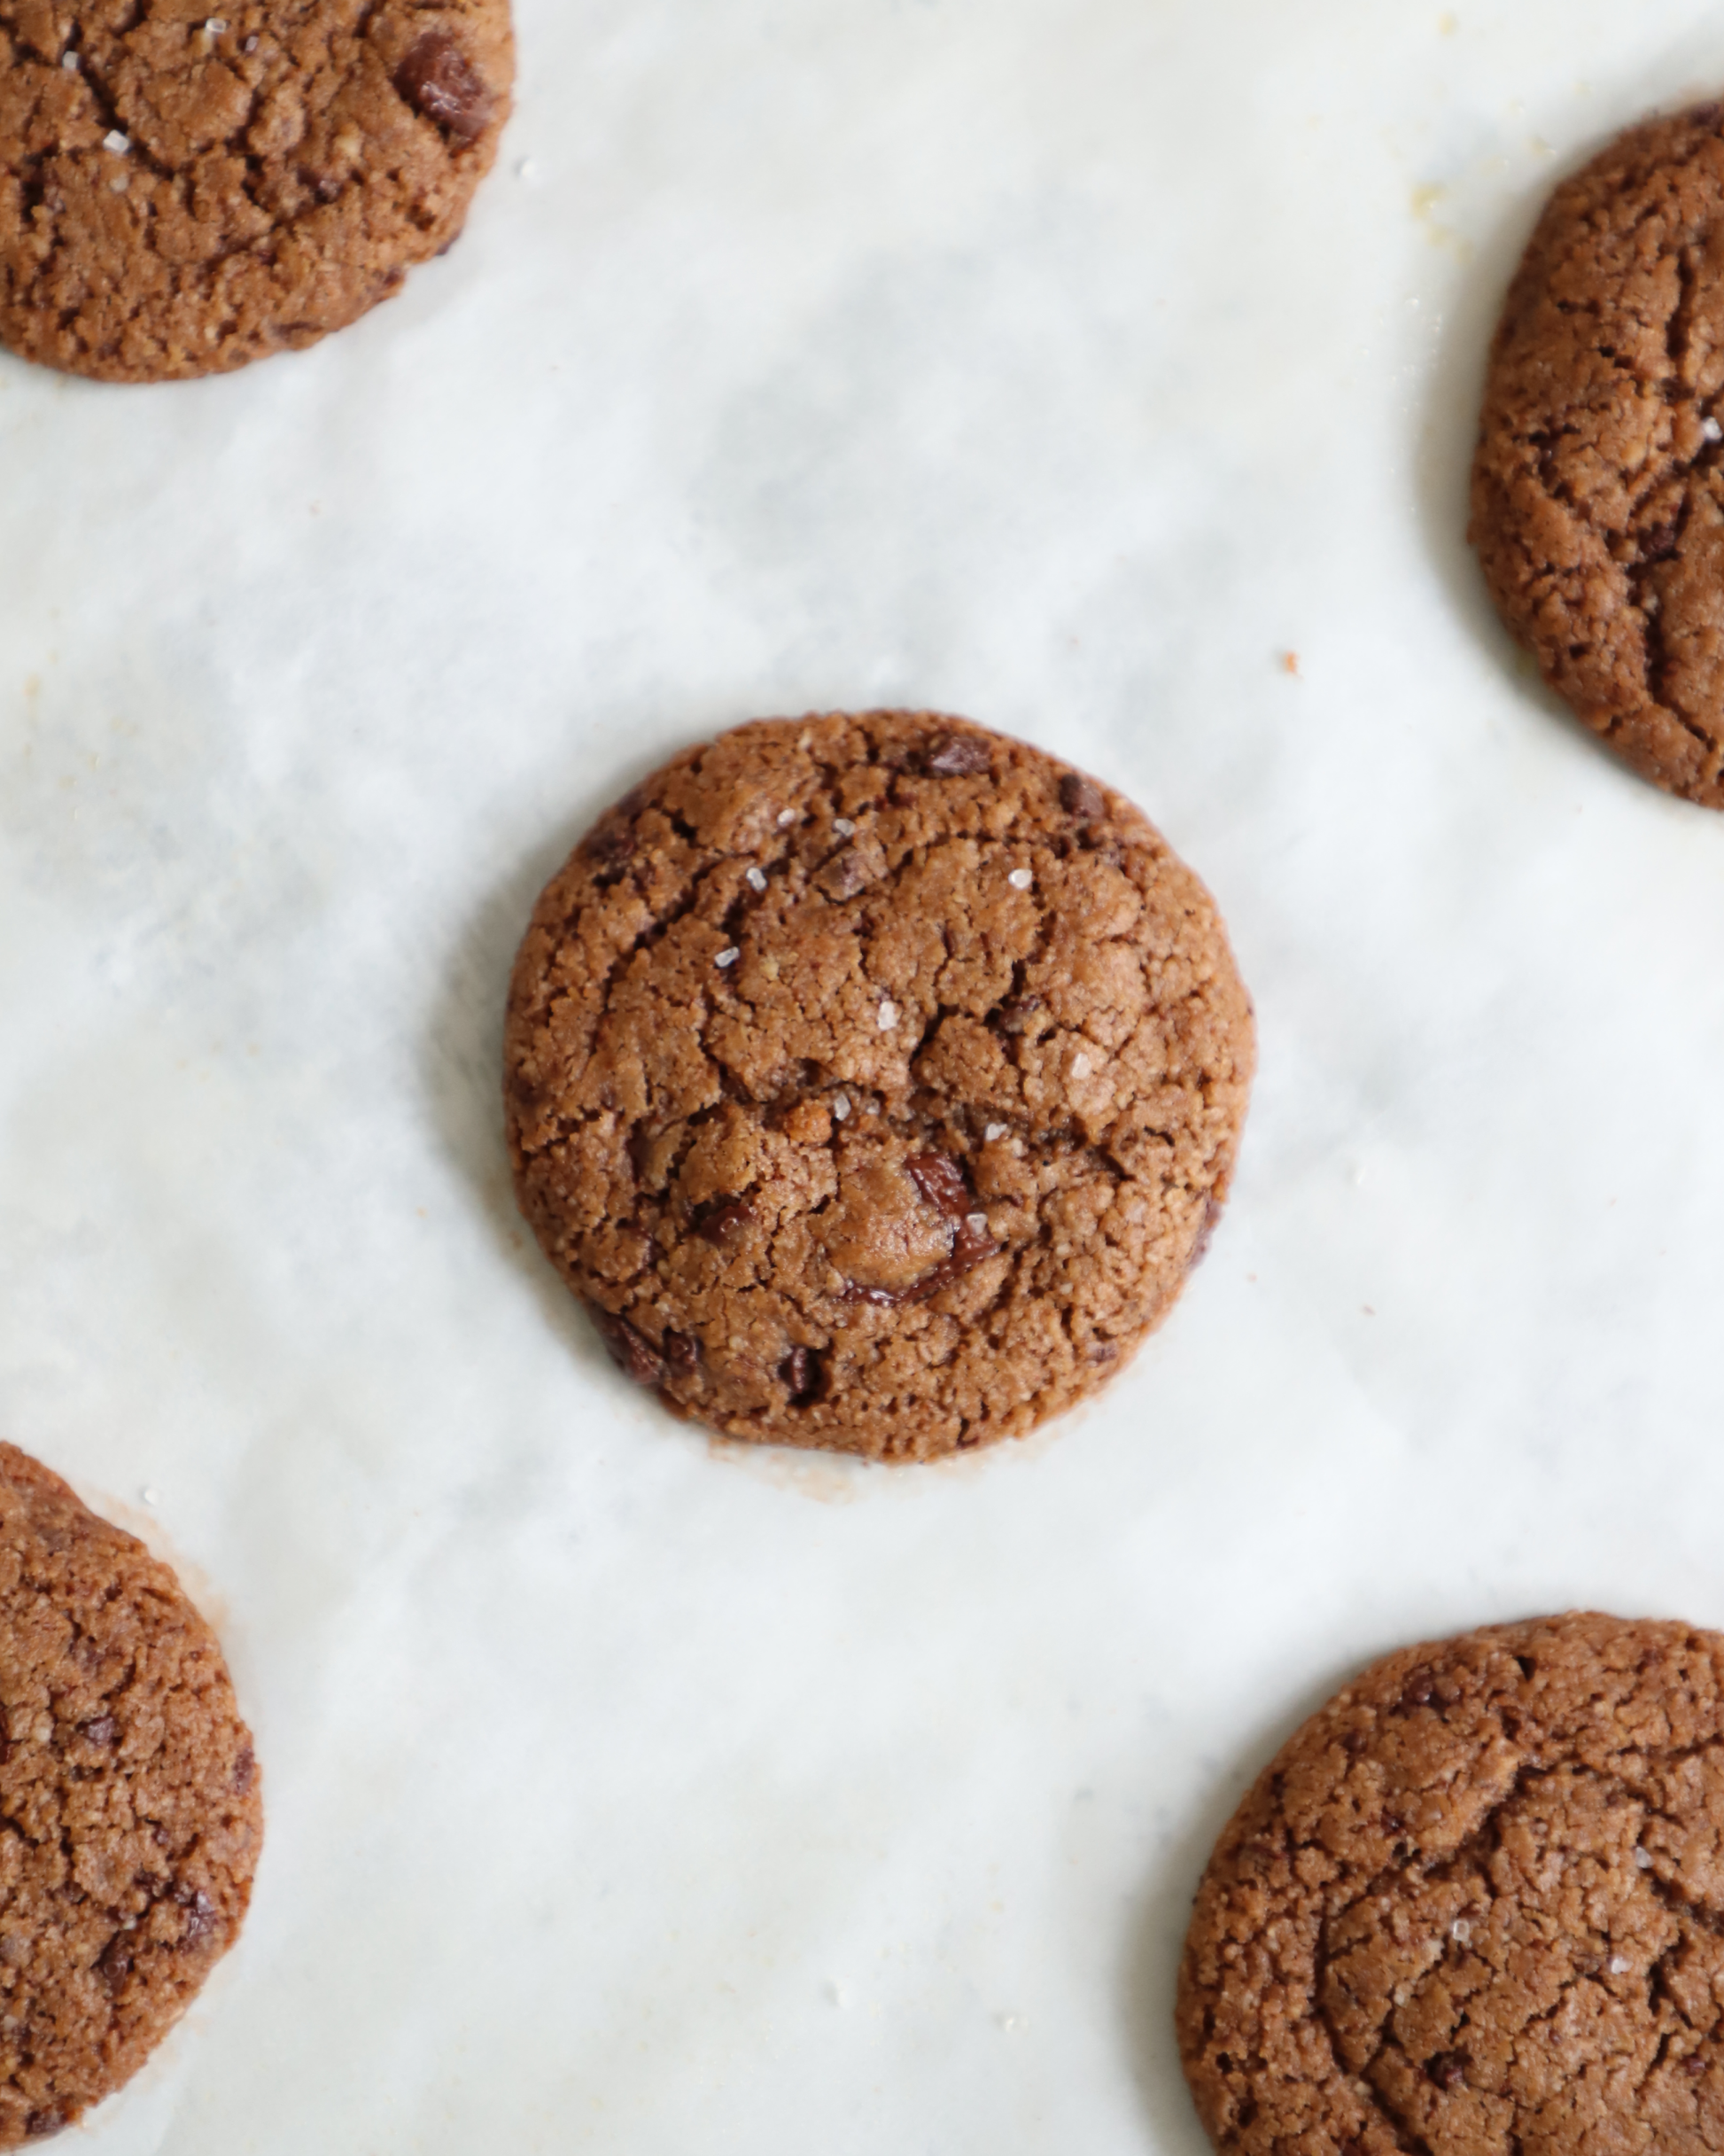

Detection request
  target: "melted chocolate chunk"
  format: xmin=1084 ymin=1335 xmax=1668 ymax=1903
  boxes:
xmin=1401 ymin=1670 xmax=1436 ymax=1710
xmin=1060 ymin=772 xmax=1106 ymax=820
xmin=924 ymin=734 xmax=991 ymax=777
xmin=1686 ymin=2056 xmax=1708 ymax=2077
xmin=663 ymin=1330 xmax=701 ymax=1376
xmin=78 ymin=1716 xmax=116 ymax=1747
xmin=1426 ymin=2051 xmax=1469 ymax=2091
xmin=695 ymin=1197 xmax=756 ymax=1247
xmin=232 ymin=1743 xmax=256 ymax=1795
xmin=591 ymin=1308 xmax=665 ymax=1387
xmin=24 ymin=2111 xmax=64 ymax=2139
xmin=394 ymin=30 xmax=494 ymax=145
xmin=97 ymin=1935 xmax=133 ymax=1990
xmin=905 ymin=1153 xmax=970 ymax=1219
xmin=779 ymin=1346 xmax=820 ymax=1403
xmin=947 ymin=1210 xmax=998 ymax=1272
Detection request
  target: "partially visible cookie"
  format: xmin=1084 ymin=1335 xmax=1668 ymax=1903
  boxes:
xmin=504 ymin=710 xmax=1254 ymax=1463
xmin=1178 ymin=1612 xmax=1724 ymax=2156
xmin=0 ymin=1442 xmax=261 ymax=2144
xmin=0 ymin=0 xmax=513 ymax=382
xmin=1472 ymin=100 xmax=1724 ymax=805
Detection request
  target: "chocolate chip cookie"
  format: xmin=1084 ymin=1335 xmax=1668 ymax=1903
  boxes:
xmin=1178 ymin=1612 xmax=1724 ymax=2156
xmin=505 ymin=711 xmax=1254 ymax=1462
xmin=0 ymin=1442 xmax=261 ymax=2143
xmin=1471 ymin=100 xmax=1724 ymax=804
xmin=0 ymin=0 xmax=512 ymax=382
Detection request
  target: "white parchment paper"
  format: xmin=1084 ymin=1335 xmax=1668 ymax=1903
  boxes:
xmin=8 ymin=1 xmax=1724 ymax=2147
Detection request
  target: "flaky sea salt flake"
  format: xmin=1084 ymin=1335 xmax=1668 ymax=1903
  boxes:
xmin=1635 ymin=1847 xmax=1653 ymax=1870
xmin=832 ymin=1094 xmax=850 ymax=1122
xmin=1705 ymin=416 xmax=1723 ymax=444
xmin=833 ymin=817 xmax=856 ymax=837
xmin=745 ymin=866 xmax=767 ymax=892
xmin=714 ymin=947 xmax=740 ymax=969
xmin=60 ymin=49 xmax=79 ymax=68
xmin=1008 ymin=867 xmax=1033 ymax=891
xmin=104 ymin=128 xmax=130 ymax=153
xmin=1071 ymin=1052 xmax=1092 ymax=1078
xmin=776 ymin=807 xmax=796 ymax=827
xmin=876 ymin=1000 xmax=899 ymax=1031
xmin=984 ymin=1123 xmax=1006 ymax=1141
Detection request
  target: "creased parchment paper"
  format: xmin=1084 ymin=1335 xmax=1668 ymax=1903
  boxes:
xmin=7 ymin=1 xmax=1724 ymax=2148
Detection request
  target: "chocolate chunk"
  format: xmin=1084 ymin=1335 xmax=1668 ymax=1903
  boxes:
xmin=1401 ymin=1670 xmax=1436 ymax=1709
xmin=97 ymin=1935 xmax=133 ymax=1990
xmin=586 ymin=817 xmax=634 ymax=867
xmin=24 ymin=2112 xmax=64 ymax=2139
xmin=996 ymin=994 xmax=1042 ymax=1032
xmin=695 ymin=1197 xmax=755 ymax=1247
xmin=663 ymin=1330 xmax=701 ymax=1376
xmin=175 ymin=1887 xmax=216 ymax=1949
xmin=1186 ymin=1196 xmax=1221 ymax=1272
xmin=1059 ymin=772 xmax=1106 ymax=820
xmin=905 ymin=1153 xmax=970 ymax=1220
xmin=1686 ymin=2056 xmax=1708 ymax=2077
xmin=590 ymin=1308 xmax=665 ymax=1387
xmin=924 ymin=734 xmax=991 ymax=777
xmin=843 ymin=1282 xmax=908 ymax=1309
xmin=231 ymin=1744 xmax=256 ymax=1796
xmin=394 ymin=30 xmax=493 ymax=145
xmin=948 ymin=1211 xmax=998 ymax=1271
xmin=1426 ymin=2052 xmax=1469 ymax=2091
xmin=78 ymin=1716 xmax=116 ymax=1747
xmin=816 ymin=846 xmax=873 ymax=900
xmin=779 ymin=1347 xmax=820 ymax=1403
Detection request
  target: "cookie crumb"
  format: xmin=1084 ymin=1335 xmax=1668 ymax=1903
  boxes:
xmin=1281 ymin=650 xmax=1301 ymax=676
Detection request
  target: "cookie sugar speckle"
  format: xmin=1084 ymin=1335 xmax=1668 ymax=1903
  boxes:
xmin=0 ymin=1443 xmax=260 ymax=2144
xmin=0 ymin=0 xmax=513 ymax=382
xmin=504 ymin=710 xmax=1254 ymax=1463
xmin=1178 ymin=1613 xmax=1724 ymax=2156
xmin=1472 ymin=100 xmax=1724 ymax=803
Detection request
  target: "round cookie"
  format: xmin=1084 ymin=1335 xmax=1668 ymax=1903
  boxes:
xmin=1177 ymin=1612 xmax=1724 ymax=2156
xmin=505 ymin=710 xmax=1254 ymax=1463
xmin=0 ymin=1442 xmax=261 ymax=2143
xmin=0 ymin=0 xmax=512 ymax=382
xmin=1472 ymin=100 xmax=1724 ymax=806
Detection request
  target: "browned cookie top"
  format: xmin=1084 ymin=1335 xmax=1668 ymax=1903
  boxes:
xmin=1472 ymin=101 xmax=1724 ymax=806
xmin=0 ymin=1442 xmax=260 ymax=2144
xmin=505 ymin=711 xmax=1254 ymax=1463
xmin=1178 ymin=1612 xmax=1724 ymax=2156
xmin=0 ymin=0 xmax=512 ymax=382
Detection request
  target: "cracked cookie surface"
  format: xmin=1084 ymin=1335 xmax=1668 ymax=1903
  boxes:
xmin=1471 ymin=100 xmax=1724 ymax=805
xmin=504 ymin=710 xmax=1254 ymax=1463
xmin=0 ymin=0 xmax=512 ymax=381
xmin=0 ymin=1442 xmax=260 ymax=2144
xmin=1178 ymin=1613 xmax=1724 ymax=2156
